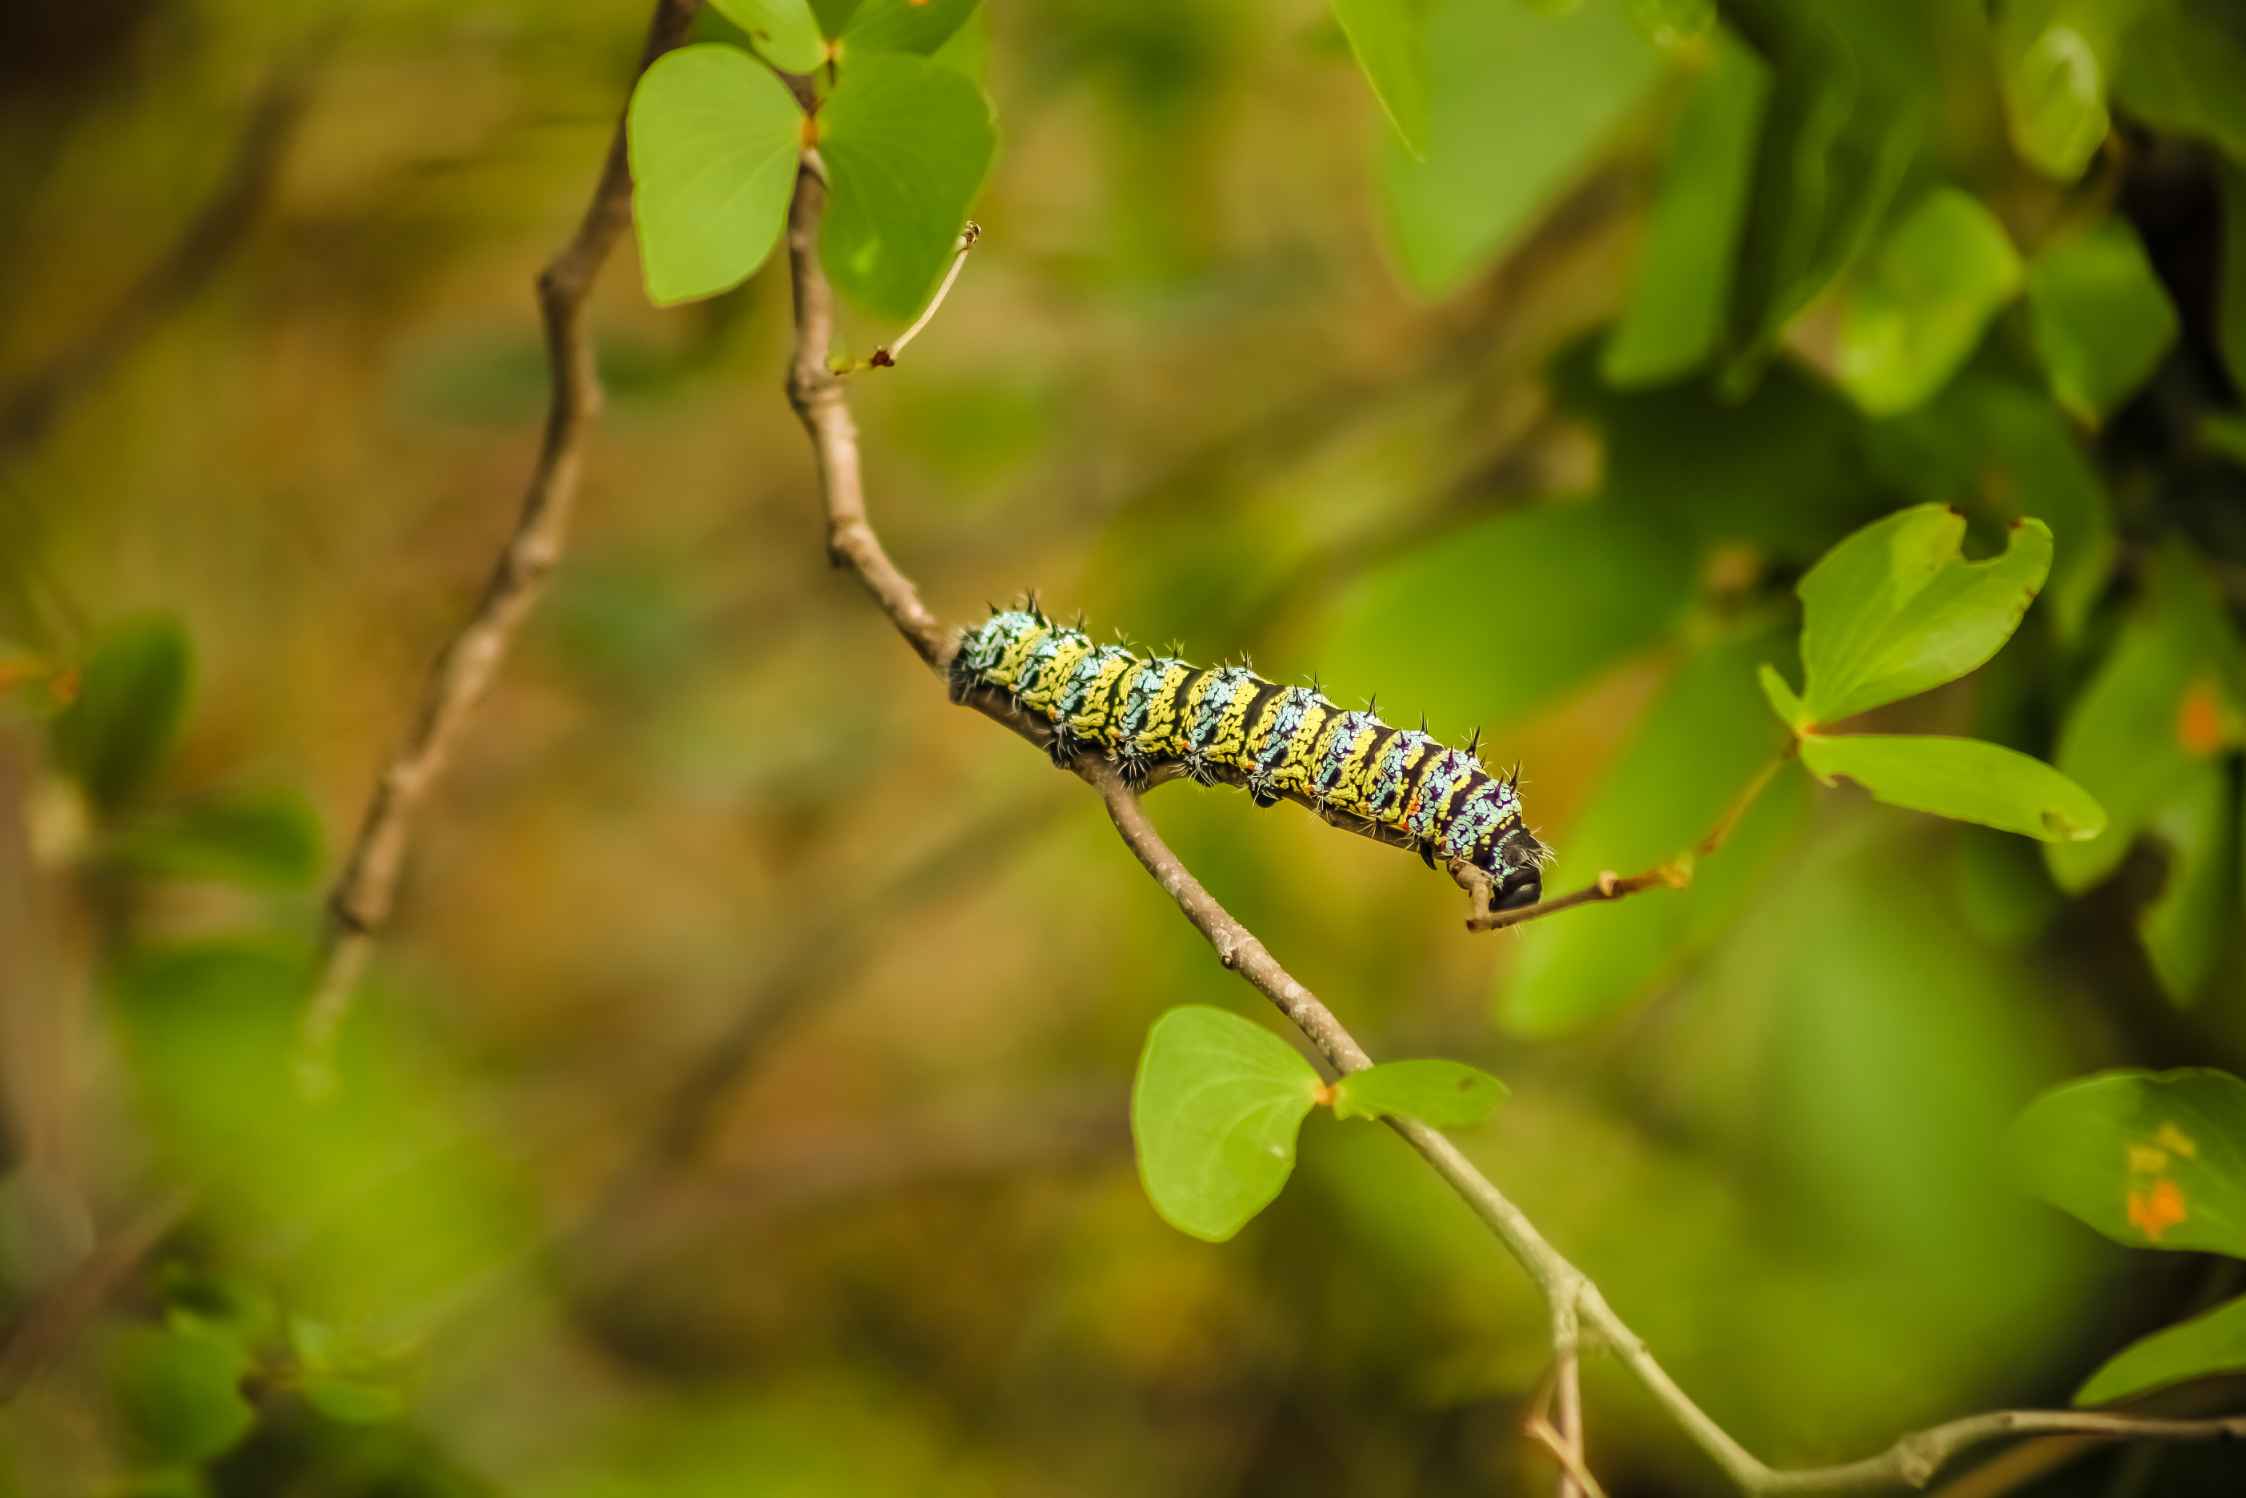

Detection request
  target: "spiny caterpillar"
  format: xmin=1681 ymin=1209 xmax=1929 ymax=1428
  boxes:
xmin=951 ymin=606 xmax=1547 ymax=911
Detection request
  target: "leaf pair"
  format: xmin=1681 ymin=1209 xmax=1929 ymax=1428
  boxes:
xmin=628 ymin=1 xmax=992 ymax=316
xmin=1761 ymin=504 xmax=2104 ymax=844
xmin=2011 ymin=1069 xmax=2246 ymax=1403
xmin=1131 ymin=1007 xmax=1504 ymax=1242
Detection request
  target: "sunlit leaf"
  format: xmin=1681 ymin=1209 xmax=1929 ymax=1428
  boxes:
xmin=1782 ymin=505 xmax=2052 ymax=727
xmin=2048 ymin=543 xmax=2246 ymax=893
xmin=712 ymin=0 xmax=826 ymax=72
xmin=1131 ymin=1006 xmax=1321 ymax=1242
xmin=1382 ymin=0 xmax=1661 ymax=298
xmin=2009 ymin=1067 xmax=2246 ymax=1257
xmin=1800 ymin=733 xmax=2105 ymax=842
xmin=626 ymin=44 xmax=804 ymax=306
xmin=105 ymin=1325 xmax=256 ymax=1466
xmin=1331 ymin=1060 xmax=1505 ymax=1126
xmin=1834 ymin=188 xmax=2022 ymax=416
xmin=1331 ymin=0 xmax=1429 ymax=159
xmin=1603 ymin=34 xmax=1768 ymax=385
xmin=112 ymin=790 xmax=322 ymax=889
xmin=1994 ymin=0 xmax=2134 ymax=179
xmin=50 ymin=616 xmax=191 ymax=812
xmin=818 ymin=52 xmax=995 ymax=319
xmin=2078 ymin=1291 xmax=2246 ymax=1405
xmin=2024 ymin=218 xmax=2178 ymax=423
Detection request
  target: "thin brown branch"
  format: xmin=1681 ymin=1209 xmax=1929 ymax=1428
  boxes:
xmin=776 ymin=151 xmax=2246 ymax=1496
xmin=862 ymin=222 xmax=980 ymax=370
xmin=298 ymin=0 xmax=706 ymax=1082
xmin=1467 ymin=739 xmax=1799 ymax=934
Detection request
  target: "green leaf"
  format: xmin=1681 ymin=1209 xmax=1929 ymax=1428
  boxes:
xmin=1758 ymin=663 xmax=1806 ymax=730
xmin=1799 ymin=733 xmax=2105 ymax=842
xmin=1602 ymin=34 xmax=1768 ymax=386
xmin=50 ymin=616 xmax=192 ymax=812
xmin=2009 ymin=1067 xmax=2246 ymax=1257
xmin=1331 ymin=1060 xmax=1506 ymax=1127
xmin=1331 ymin=0 xmax=1428 ymax=159
xmin=712 ymin=0 xmax=827 ymax=73
xmin=817 ymin=52 xmax=994 ymax=319
xmin=2047 ymin=543 xmax=2246 ymax=893
xmin=2221 ymin=164 xmax=2246 ymax=394
xmin=837 ymin=0 xmax=981 ymax=56
xmin=1865 ymin=359 xmax=2115 ymax=642
xmin=1382 ymin=0 xmax=1662 ymax=298
xmin=1625 ymin=0 xmax=1712 ymax=49
xmin=2023 ymin=218 xmax=2179 ymax=423
xmin=1131 ymin=1006 xmax=1321 ymax=1243
xmin=1994 ymin=0 xmax=2138 ymax=179
xmin=1723 ymin=13 xmax=1918 ymax=375
xmin=2078 ymin=1291 xmax=2246 ymax=1405
xmin=113 ymin=790 xmax=322 ymax=889
xmin=1503 ymin=624 xmax=1808 ymax=1034
xmin=2113 ymin=0 xmax=2246 ymax=164
xmin=1787 ymin=505 xmax=2053 ymax=727
xmin=625 ymin=44 xmax=804 ymax=306
xmin=106 ymin=1325 xmax=256 ymax=1466
xmin=1834 ymin=188 xmax=2023 ymax=416
xmin=2135 ymin=760 xmax=2237 ymax=1004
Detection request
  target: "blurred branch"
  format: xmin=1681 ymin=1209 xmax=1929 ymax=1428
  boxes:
xmin=298 ymin=0 xmax=707 ymax=1083
xmin=0 ymin=38 xmax=324 ymax=461
xmin=1465 ymin=740 xmax=1799 ymax=934
xmin=777 ymin=158 xmax=2246 ymax=1495
xmin=0 ymin=1187 xmax=193 ymax=1404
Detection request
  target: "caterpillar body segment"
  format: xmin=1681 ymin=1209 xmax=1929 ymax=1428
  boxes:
xmin=951 ymin=608 xmax=1546 ymax=909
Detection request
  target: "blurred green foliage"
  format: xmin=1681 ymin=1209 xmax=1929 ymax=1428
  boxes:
xmin=6 ymin=0 xmax=2246 ymax=1494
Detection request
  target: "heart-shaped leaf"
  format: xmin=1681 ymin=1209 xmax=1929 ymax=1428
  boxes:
xmin=817 ymin=51 xmax=994 ymax=319
xmin=1799 ymin=733 xmax=2105 ymax=843
xmin=2077 ymin=1290 xmax=2246 ymax=1406
xmin=713 ymin=0 xmax=827 ymax=73
xmin=1331 ymin=1060 xmax=1506 ymax=1127
xmin=1331 ymin=0 xmax=1429 ymax=159
xmin=626 ymin=44 xmax=805 ymax=306
xmin=1132 ymin=1007 xmax=1321 ymax=1243
xmin=2008 ymin=1068 xmax=2246 ymax=1258
xmin=1778 ymin=505 xmax=2053 ymax=728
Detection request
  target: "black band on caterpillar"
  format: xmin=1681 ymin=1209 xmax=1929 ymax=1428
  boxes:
xmin=951 ymin=606 xmax=1547 ymax=910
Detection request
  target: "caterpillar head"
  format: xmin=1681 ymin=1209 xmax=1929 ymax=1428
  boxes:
xmin=1488 ymin=831 xmax=1545 ymax=911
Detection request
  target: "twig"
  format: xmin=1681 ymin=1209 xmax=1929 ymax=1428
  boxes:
xmin=775 ymin=154 xmax=2246 ymax=1496
xmin=856 ymin=222 xmax=980 ymax=371
xmin=297 ymin=0 xmax=707 ymax=1084
xmin=1553 ymin=1296 xmax=1587 ymax=1498
xmin=1467 ymin=739 xmax=1799 ymax=934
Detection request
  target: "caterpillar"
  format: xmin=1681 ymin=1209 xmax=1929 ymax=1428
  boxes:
xmin=950 ymin=606 xmax=1547 ymax=911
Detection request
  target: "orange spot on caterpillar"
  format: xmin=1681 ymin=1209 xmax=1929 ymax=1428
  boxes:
xmin=2127 ymin=1179 xmax=2187 ymax=1242
xmin=2176 ymin=678 xmax=2228 ymax=756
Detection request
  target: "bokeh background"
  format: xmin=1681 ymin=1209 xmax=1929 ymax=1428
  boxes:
xmin=5 ymin=0 xmax=2246 ymax=1493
